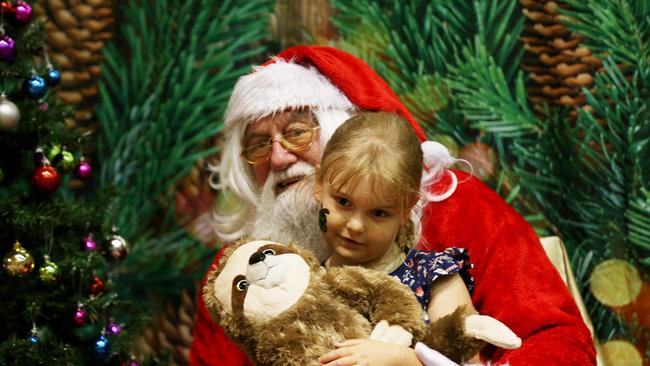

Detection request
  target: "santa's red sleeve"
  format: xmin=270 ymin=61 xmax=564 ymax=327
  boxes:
xmin=189 ymin=248 xmax=253 ymax=366
xmin=420 ymin=170 xmax=596 ymax=365
xmin=189 ymin=170 xmax=596 ymax=366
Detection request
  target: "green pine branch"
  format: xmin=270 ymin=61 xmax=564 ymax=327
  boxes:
xmin=96 ymin=0 xmax=272 ymax=302
xmin=446 ymin=38 xmax=539 ymax=139
xmin=561 ymin=0 xmax=650 ymax=70
xmin=331 ymin=0 xmax=525 ymax=146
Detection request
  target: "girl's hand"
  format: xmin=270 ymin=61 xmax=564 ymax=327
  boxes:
xmin=319 ymin=339 xmax=421 ymax=366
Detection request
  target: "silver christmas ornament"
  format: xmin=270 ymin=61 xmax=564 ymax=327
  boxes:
xmin=106 ymin=228 xmax=128 ymax=260
xmin=0 ymin=93 xmax=20 ymax=130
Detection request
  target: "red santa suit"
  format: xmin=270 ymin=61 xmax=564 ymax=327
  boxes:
xmin=190 ymin=46 xmax=596 ymax=366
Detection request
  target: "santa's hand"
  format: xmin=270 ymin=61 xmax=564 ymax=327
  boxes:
xmin=464 ymin=314 xmax=522 ymax=349
xmin=369 ymin=320 xmax=413 ymax=346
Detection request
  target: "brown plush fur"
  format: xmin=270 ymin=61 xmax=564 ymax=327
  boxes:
xmin=203 ymin=241 xmax=481 ymax=366
xmin=422 ymin=305 xmax=485 ymax=363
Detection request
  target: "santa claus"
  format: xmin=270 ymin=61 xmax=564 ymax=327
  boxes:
xmin=190 ymin=46 xmax=596 ymax=366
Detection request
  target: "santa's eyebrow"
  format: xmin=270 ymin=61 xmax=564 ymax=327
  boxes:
xmin=243 ymin=131 xmax=269 ymax=144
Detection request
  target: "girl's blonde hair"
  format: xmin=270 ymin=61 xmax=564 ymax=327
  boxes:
xmin=317 ymin=112 xmax=423 ymax=248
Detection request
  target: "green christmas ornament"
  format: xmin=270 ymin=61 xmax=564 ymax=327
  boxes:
xmin=59 ymin=151 xmax=76 ymax=172
xmin=47 ymin=145 xmax=62 ymax=161
xmin=48 ymin=146 xmax=76 ymax=172
xmin=39 ymin=255 xmax=61 ymax=283
xmin=3 ymin=241 xmax=35 ymax=277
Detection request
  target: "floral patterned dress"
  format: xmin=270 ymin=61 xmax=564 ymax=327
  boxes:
xmin=389 ymin=248 xmax=474 ymax=322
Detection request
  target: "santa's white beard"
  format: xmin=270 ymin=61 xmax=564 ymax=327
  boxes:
xmin=248 ymin=162 xmax=332 ymax=261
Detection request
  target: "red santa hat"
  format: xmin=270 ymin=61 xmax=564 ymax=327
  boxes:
xmin=224 ymin=45 xmax=427 ymax=142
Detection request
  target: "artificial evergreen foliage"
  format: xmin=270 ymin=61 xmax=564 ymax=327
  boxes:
xmin=0 ymin=1 xmax=144 ymax=363
xmin=95 ymin=0 xmax=273 ymax=304
xmin=332 ymin=0 xmax=649 ymax=350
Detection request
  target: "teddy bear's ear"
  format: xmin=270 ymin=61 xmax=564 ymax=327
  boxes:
xmin=201 ymin=240 xmax=250 ymax=323
xmin=215 ymin=239 xmax=251 ymax=272
xmin=203 ymin=264 xmax=225 ymax=324
xmin=285 ymin=241 xmax=323 ymax=271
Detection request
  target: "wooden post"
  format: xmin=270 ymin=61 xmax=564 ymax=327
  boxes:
xmin=272 ymin=0 xmax=337 ymax=49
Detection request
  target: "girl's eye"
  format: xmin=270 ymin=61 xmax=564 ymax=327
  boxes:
xmin=236 ymin=279 xmax=249 ymax=291
xmin=262 ymin=248 xmax=276 ymax=256
xmin=371 ymin=209 xmax=390 ymax=218
xmin=335 ymin=197 xmax=351 ymax=207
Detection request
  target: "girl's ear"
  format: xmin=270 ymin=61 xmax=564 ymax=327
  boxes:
xmin=402 ymin=194 xmax=419 ymax=222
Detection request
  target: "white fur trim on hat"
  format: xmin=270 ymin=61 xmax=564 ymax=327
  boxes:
xmin=224 ymin=59 xmax=355 ymax=127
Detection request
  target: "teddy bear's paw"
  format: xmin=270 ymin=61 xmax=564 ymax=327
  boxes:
xmin=463 ymin=315 xmax=522 ymax=349
xmin=369 ymin=320 xmax=413 ymax=346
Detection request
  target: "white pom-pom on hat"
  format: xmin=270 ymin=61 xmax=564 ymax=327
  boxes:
xmin=420 ymin=141 xmax=458 ymax=202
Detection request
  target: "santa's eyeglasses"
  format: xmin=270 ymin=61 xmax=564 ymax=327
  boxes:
xmin=241 ymin=126 xmax=320 ymax=165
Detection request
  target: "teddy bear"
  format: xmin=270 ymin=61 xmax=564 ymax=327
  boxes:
xmin=203 ymin=240 xmax=521 ymax=366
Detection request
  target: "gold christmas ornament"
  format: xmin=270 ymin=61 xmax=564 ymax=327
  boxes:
xmin=589 ymin=259 xmax=642 ymax=308
xmin=3 ymin=241 xmax=35 ymax=277
xmin=601 ymin=340 xmax=643 ymax=366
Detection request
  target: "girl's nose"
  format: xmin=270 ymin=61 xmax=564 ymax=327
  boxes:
xmin=346 ymin=215 xmax=365 ymax=235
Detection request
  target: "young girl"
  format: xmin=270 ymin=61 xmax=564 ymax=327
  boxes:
xmin=315 ymin=112 xmax=504 ymax=366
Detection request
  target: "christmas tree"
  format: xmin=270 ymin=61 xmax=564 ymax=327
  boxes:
xmin=331 ymin=0 xmax=649 ymax=363
xmin=0 ymin=0 xmax=144 ymax=364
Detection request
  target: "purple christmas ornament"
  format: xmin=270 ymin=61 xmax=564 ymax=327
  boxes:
xmin=106 ymin=321 xmax=122 ymax=335
xmin=83 ymin=234 xmax=97 ymax=251
xmin=33 ymin=147 xmax=47 ymax=165
xmin=75 ymin=158 xmax=92 ymax=180
xmin=74 ymin=305 xmax=88 ymax=326
xmin=121 ymin=357 xmax=140 ymax=366
xmin=13 ymin=1 xmax=32 ymax=25
xmin=0 ymin=35 xmax=15 ymax=62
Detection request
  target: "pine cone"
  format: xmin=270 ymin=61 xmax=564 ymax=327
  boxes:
xmin=134 ymin=288 xmax=197 ymax=365
xmin=33 ymin=0 xmax=116 ymax=132
xmin=519 ymin=0 xmax=602 ymax=120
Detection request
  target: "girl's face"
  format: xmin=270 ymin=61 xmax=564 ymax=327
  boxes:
xmin=316 ymin=176 xmax=411 ymax=267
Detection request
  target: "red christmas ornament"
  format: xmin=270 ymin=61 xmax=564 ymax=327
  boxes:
xmin=458 ymin=142 xmax=499 ymax=183
xmin=89 ymin=275 xmax=105 ymax=295
xmin=32 ymin=165 xmax=61 ymax=193
xmin=0 ymin=1 xmax=14 ymax=15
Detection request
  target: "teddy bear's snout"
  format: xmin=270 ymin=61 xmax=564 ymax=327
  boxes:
xmin=246 ymin=253 xmax=285 ymax=289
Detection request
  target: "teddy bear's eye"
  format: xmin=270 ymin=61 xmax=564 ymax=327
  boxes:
xmin=236 ymin=279 xmax=249 ymax=291
xmin=262 ymin=248 xmax=276 ymax=256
